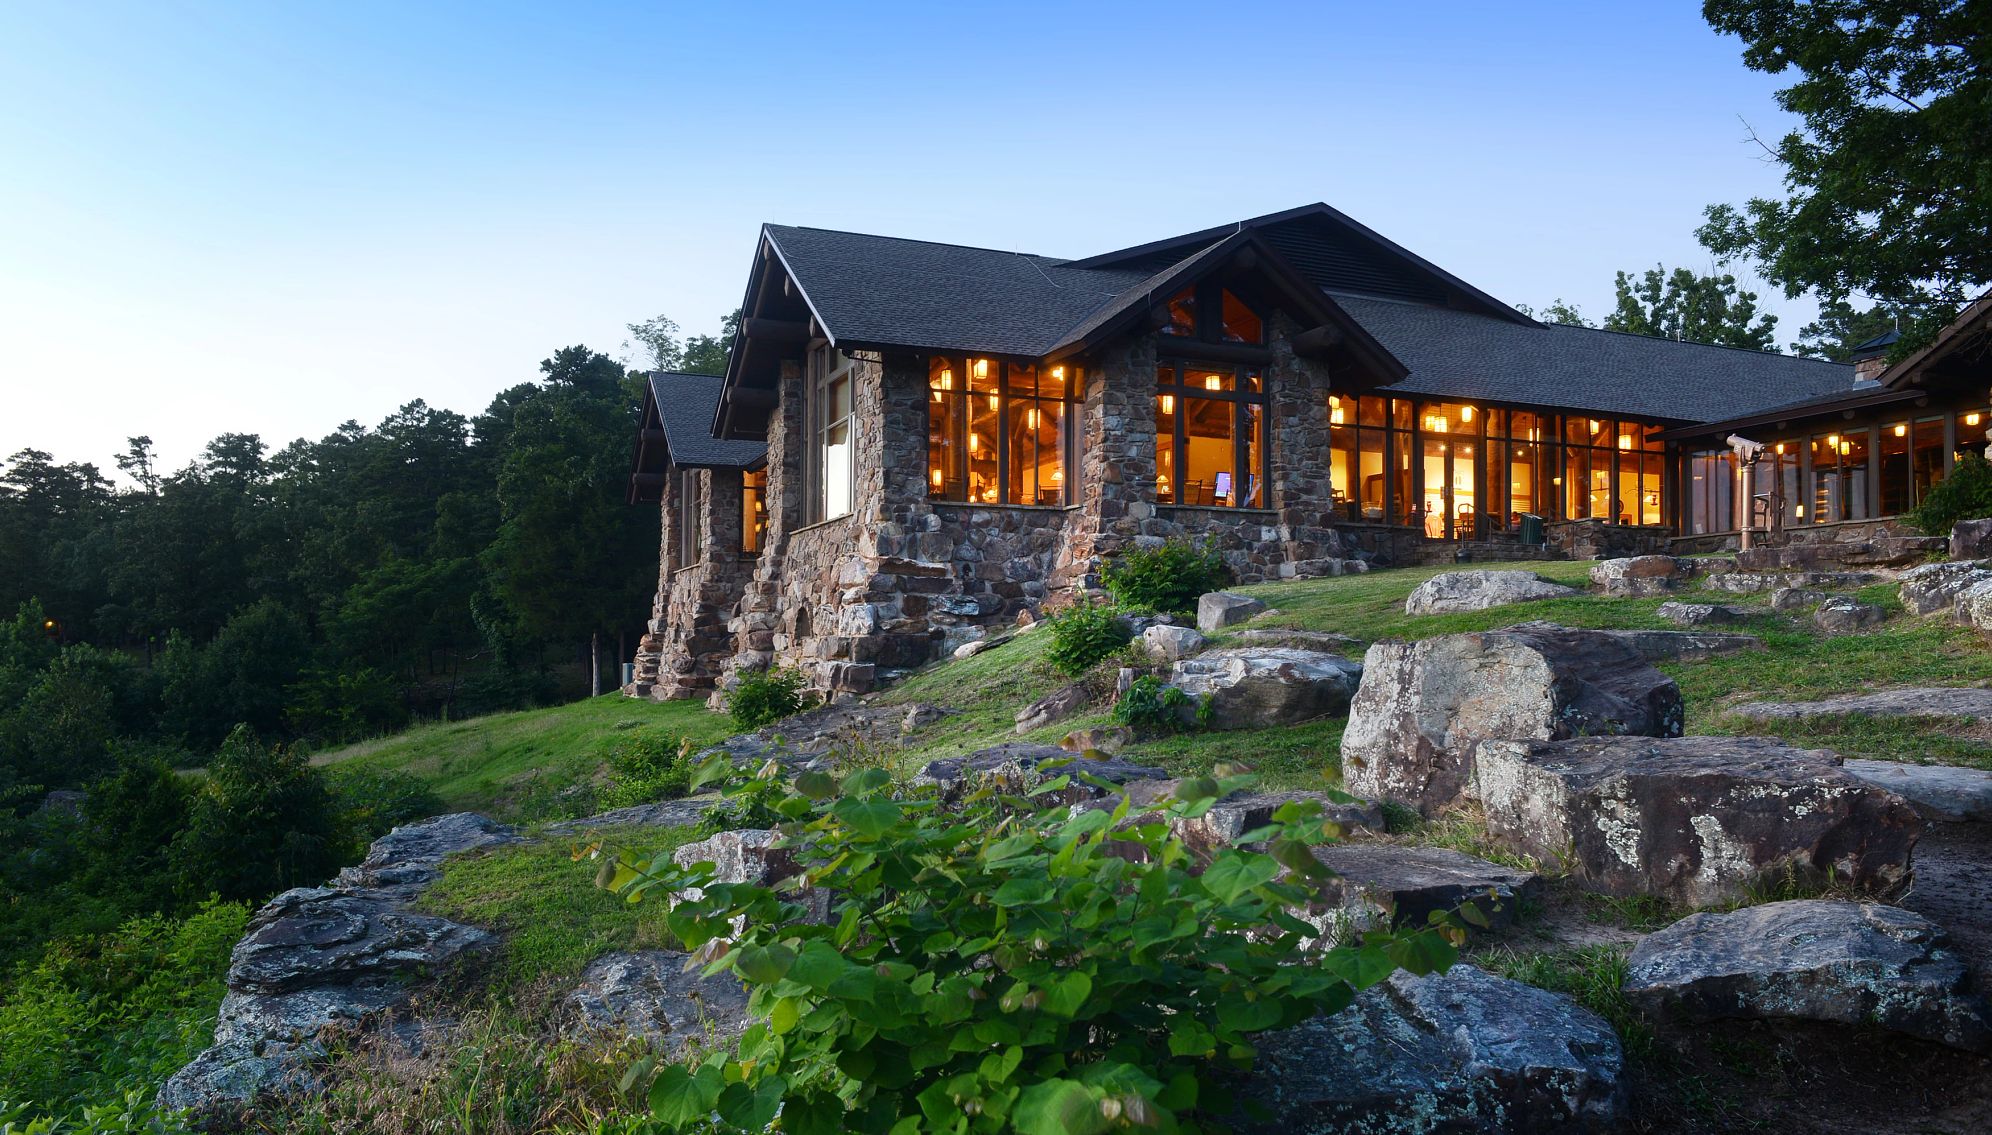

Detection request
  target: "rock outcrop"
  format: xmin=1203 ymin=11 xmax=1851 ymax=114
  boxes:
xmin=159 ymin=814 xmax=521 ymax=1118
xmin=1402 ymin=570 xmax=1578 ymax=616
xmin=1014 ymin=681 xmax=1093 ymax=734
xmin=1951 ymin=519 xmax=1992 ymax=561
xmin=1707 ymin=570 xmax=1878 ymax=595
xmin=1898 ymin=559 xmax=1991 ymax=616
xmin=1814 ymin=595 xmax=1884 ymax=634
xmin=1342 ymin=625 xmax=1682 ymax=816
xmin=1197 ymin=592 xmax=1267 ymax=631
xmin=1475 ymin=736 xmax=1921 ymax=906
xmin=1245 ymin=965 xmax=1625 ymax=1133
xmin=566 ymin=950 xmax=753 ymax=1049
xmin=1300 ymin=845 xmax=1541 ymax=945
xmin=1168 ymin=647 xmax=1362 ymax=729
xmin=1656 ymin=601 xmax=1748 ymax=626
xmin=1591 ymin=555 xmax=1693 ymax=597
xmin=1843 ymin=759 xmax=1992 ymax=823
xmin=1139 ymin=623 xmax=1207 ymax=663
xmin=1623 ymin=900 xmax=1992 ymax=1052
xmin=1728 ymin=686 xmax=1992 ymax=724
xmin=912 ymin=743 xmax=1165 ymax=805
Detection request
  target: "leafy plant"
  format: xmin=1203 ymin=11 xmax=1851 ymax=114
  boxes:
xmin=585 ymin=760 xmax=1465 ymax=1134
xmin=1100 ymin=538 xmax=1232 ymax=617
xmin=324 ymin=765 xmax=444 ymax=850
xmin=168 ymin=726 xmax=343 ymax=902
xmin=0 ymin=1092 xmax=192 ymax=1134
xmin=725 ymin=668 xmax=816 ymax=732
xmin=1905 ymin=451 xmax=1992 ymax=536
xmin=1042 ymin=601 xmax=1132 ymax=677
xmin=1111 ymin=675 xmax=1207 ymax=735
xmin=600 ymin=729 xmax=700 ymax=810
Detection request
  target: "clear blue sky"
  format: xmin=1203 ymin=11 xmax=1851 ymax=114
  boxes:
xmin=0 ymin=1 xmax=1808 ymax=475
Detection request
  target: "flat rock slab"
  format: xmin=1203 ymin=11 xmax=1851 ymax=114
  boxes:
xmin=913 ymin=743 xmax=1166 ymax=805
xmin=1623 ymin=900 xmax=1992 ymax=1053
xmin=1708 ymin=570 xmax=1879 ymax=595
xmin=1230 ymin=628 xmax=1364 ymax=653
xmin=1305 ymin=844 xmax=1541 ymax=942
xmin=1476 ymin=736 xmax=1921 ymax=906
xmin=1169 ymin=647 xmax=1363 ymax=729
xmin=566 ymin=950 xmax=752 ymax=1049
xmin=1898 ymin=560 xmax=1991 ymax=616
xmin=1245 ymin=964 xmax=1625 ymax=1133
xmin=1199 ymin=591 xmax=1268 ymax=631
xmin=1404 ymin=570 xmax=1579 ymax=616
xmin=544 ymin=797 xmax=718 ymax=834
xmin=1843 ymin=760 xmax=1992 ymax=823
xmin=1510 ymin=620 xmax=1762 ymax=663
xmin=697 ymin=700 xmax=952 ymax=769
xmin=1014 ymin=680 xmax=1092 ymax=733
xmin=1656 ymin=601 xmax=1750 ymax=626
xmin=1730 ymin=686 xmax=1992 ymax=724
xmin=1342 ymin=625 xmax=1682 ymax=817
xmin=1592 ymin=555 xmax=1694 ymax=597
xmin=1815 ymin=595 xmax=1885 ymax=634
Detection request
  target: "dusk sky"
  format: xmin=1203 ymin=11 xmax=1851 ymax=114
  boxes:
xmin=1 ymin=1 xmax=1811 ymax=476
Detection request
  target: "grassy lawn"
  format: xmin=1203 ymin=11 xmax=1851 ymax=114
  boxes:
xmin=311 ymin=695 xmax=738 ymax=820
xmin=419 ymin=822 xmax=698 ymax=989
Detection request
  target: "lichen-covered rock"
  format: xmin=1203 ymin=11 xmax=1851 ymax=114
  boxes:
xmin=1842 ymin=759 xmax=1992 ymax=823
xmin=1014 ymin=681 xmax=1092 ymax=733
xmin=1951 ymin=519 xmax=1992 ymax=561
xmin=1342 ymin=625 xmax=1682 ymax=817
xmin=1197 ymin=591 xmax=1268 ymax=631
xmin=566 ymin=950 xmax=753 ymax=1048
xmin=1814 ymin=595 xmax=1884 ymax=635
xmin=911 ymin=743 xmax=1165 ymax=805
xmin=1231 ymin=628 xmax=1364 ymax=653
xmin=1244 ymin=965 xmax=1624 ymax=1133
xmin=1591 ymin=555 xmax=1692 ymax=597
xmin=1898 ymin=559 xmax=1991 ymax=615
xmin=1298 ymin=845 xmax=1541 ymax=946
xmin=1475 ymin=736 xmax=1921 ymax=906
xmin=1728 ymin=686 xmax=1992 ymax=724
xmin=1402 ymin=570 xmax=1578 ymax=616
xmin=1707 ymin=569 xmax=1878 ymax=595
xmin=159 ymin=814 xmax=515 ymax=1118
xmin=671 ymin=829 xmax=831 ymax=925
xmin=545 ymin=797 xmax=717 ymax=835
xmin=1171 ymin=790 xmax=1384 ymax=857
xmin=1139 ymin=623 xmax=1207 ymax=663
xmin=1168 ymin=647 xmax=1362 ymax=729
xmin=1623 ymin=900 xmax=1992 ymax=1053
xmin=1656 ymin=601 xmax=1748 ymax=626
xmin=1770 ymin=586 xmax=1828 ymax=612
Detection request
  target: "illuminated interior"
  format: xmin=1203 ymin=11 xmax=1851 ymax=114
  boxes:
xmin=928 ymin=357 xmax=1075 ymax=505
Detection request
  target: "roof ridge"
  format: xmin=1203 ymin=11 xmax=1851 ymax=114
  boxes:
xmin=763 ymin=222 xmax=1069 ymax=266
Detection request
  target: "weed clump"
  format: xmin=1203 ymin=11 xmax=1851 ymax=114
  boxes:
xmin=1101 ymin=536 xmax=1232 ymax=616
xmin=726 ymin=668 xmax=816 ymax=731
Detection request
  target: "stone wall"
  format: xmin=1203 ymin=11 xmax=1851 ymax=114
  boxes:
xmin=628 ymin=467 xmax=758 ymax=701
xmin=1548 ymin=519 xmax=1671 ymax=560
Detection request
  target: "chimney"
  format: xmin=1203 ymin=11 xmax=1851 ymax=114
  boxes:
xmin=1854 ymin=355 xmax=1888 ymax=385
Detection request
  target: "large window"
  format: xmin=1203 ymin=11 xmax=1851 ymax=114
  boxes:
xmin=806 ymin=347 xmax=853 ymax=523
xmin=741 ymin=468 xmax=767 ymax=554
xmin=1809 ymin=430 xmax=1870 ymax=523
xmin=1158 ymin=283 xmax=1265 ymax=345
xmin=676 ymin=469 xmax=702 ymax=565
xmin=927 ymin=357 xmax=1075 ymax=505
xmin=1156 ymin=365 xmax=1266 ymax=507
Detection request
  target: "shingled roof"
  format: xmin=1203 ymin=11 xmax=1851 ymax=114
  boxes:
xmin=648 ymin=372 xmax=766 ymax=467
xmin=1329 ymin=294 xmax=1855 ymax=424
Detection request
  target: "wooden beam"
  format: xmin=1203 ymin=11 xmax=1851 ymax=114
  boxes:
xmin=743 ymin=316 xmax=810 ymax=343
xmin=640 ymin=428 xmax=667 ymax=444
xmin=1157 ymin=339 xmax=1272 ymax=366
xmin=630 ymin=472 xmax=664 ymax=488
xmin=1292 ymin=324 xmax=1346 ymax=356
xmin=730 ymin=385 xmax=779 ymax=409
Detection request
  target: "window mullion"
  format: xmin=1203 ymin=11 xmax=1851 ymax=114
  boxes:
xmin=996 ymin=362 xmax=1012 ymax=505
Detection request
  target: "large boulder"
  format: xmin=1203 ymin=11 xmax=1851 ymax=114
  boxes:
xmin=1842 ymin=759 xmax=1992 ymax=823
xmin=1814 ymin=595 xmax=1884 ymax=635
xmin=1403 ymin=570 xmax=1578 ymax=616
xmin=1951 ymin=519 xmax=1992 ymax=561
xmin=1014 ymin=680 xmax=1092 ymax=733
xmin=1341 ymin=625 xmax=1683 ymax=816
xmin=566 ymin=950 xmax=753 ymax=1048
xmin=1169 ymin=789 xmax=1385 ymax=857
xmin=1139 ymin=623 xmax=1207 ymax=663
xmin=1591 ymin=555 xmax=1693 ymax=597
xmin=1299 ymin=845 xmax=1541 ymax=946
xmin=1168 ymin=647 xmax=1362 ymax=729
xmin=159 ymin=814 xmax=518 ymax=1118
xmin=1898 ymin=559 xmax=1992 ymax=616
xmin=1198 ymin=591 xmax=1268 ymax=631
xmin=1770 ymin=586 xmax=1828 ymax=613
xmin=1243 ymin=965 xmax=1625 ymax=1133
xmin=911 ymin=743 xmax=1165 ymax=805
xmin=1656 ymin=601 xmax=1748 ymax=626
xmin=1623 ymin=900 xmax=1992 ymax=1053
xmin=1475 ymin=736 xmax=1922 ymax=906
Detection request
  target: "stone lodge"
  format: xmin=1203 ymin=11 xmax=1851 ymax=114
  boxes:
xmin=625 ymin=204 xmax=1992 ymax=698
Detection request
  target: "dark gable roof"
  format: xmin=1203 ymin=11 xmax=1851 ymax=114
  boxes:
xmin=764 ymin=225 xmax=1151 ymax=357
xmin=1331 ymin=294 xmax=1856 ymax=424
xmin=648 ymin=372 xmax=767 ymax=467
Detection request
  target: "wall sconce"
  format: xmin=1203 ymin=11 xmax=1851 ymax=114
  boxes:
xmin=930 ymin=468 xmax=943 ymax=487
xmin=1051 ymin=468 xmax=1063 ymax=483
xmin=968 ymin=432 xmax=983 ymax=454
xmin=1204 ymin=374 xmax=1222 ymax=391
xmin=1589 ymin=419 xmax=1601 ymax=434
xmin=988 ymin=394 xmax=1000 ymax=411
xmin=1827 ymin=434 xmax=1840 ymax=446
xmin=1461 ymin=405 xmax=1475 ymax=422
xmin=1894 ymin=424 xmax=1908 ymax=437
xmin=1971 ymin=413 xmax=1984 ymax=426
xmin=1025 ymin=408 xmax=1040 ymax=429
xmin=1617 ymin=436 xmax=1632 ymax=450
xmin=973 ymin=359 xmax=989 ymax=379
xmin=937 ymin=368 xmax=953 ymax=390
xmin=1160 ymin=395 xmax=1175 ymax=414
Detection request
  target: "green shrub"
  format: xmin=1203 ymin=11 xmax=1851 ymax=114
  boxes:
xmin=1112 ymin=675 xmax=1207 ymax=734
xmin=726 ymin=669 xmax=816 ymax=732
xmin=1043 ymin=600 xmax=1132 ymax=677
xmin=324 ymin=765 xmax=444 ymax=850
xmin=1100 ymin=537 xmax=1233 ymax=616
xmin=600 ymin=728 xmax=699 ymax=809
xmin=1906 ymin=451 xmax=1992 ymax=536
xmin=0 ymin=1092 xmax=192 ymax=1134
xmin=590 ymin=762 xmax=1465 ymax=1134
xmin=169 ymin=726 xmax=343 ymax=902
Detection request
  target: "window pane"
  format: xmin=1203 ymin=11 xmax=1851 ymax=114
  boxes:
xmin=1358 ymin=431 xmax=1386 ymax=520
xmin=1563 ymin=446 xmax=1588 ymax=519
xmin=1220 ymin=289 xmax=1263 ymax=344
xmin=1357 ymin=395 xmax=1387 ymax=428
xmin=1485 ymin=439 xmax=1508 ymax=532
xmin=1810 ymin=434 xmax=1842 ymax=523
xmin=823 ymin=421 xmax=851 ymax=519
xmin=1510 ymin=410 xmax=1542 ymax=443
xmin=1509 ymin=442 xmax=1540 ymax=524
xmin=1392 ymin=398 xmax=1414 ymax=431
xmin=1451 ymin=436 xmax=1477 ymax=537
xmin=1641 ymin=454 xmax=1663 ymax=526
xmin=1913 ymin=417 xmax=1945 ymax=505
xmin=1841 ymin=430 xmax=1871 ymax=519
xmin=1007 ymin=397 xmax=1066 ymax=506
xmin=1958 ymin=408 xmax=1988 ymax=463
xmin=1241 ymin=402 xmax=1263 ymax=507
xmin=1616 ymin=454 xmax=1639 ymax=525
xmin=928 ymin=357 xmax=963 ymax=500
xmin=1181 ymin=397 xmax=1233 ymax=506
xmin=1161 ymin=288 xmax=1195 ymax=337
xmin=967 ymin=385 xmax=998 ymax=504
xmin=1420 ymin=438 xmax=1447 ymax=537
xmin=1880 ymin=422 xmax=1911 ymax=516
xmin=1184 ymin=368 xmax=1232 ymax=393
xmin=1155 ymin=392 xmax=1177 ymax=504
xmin=741 ymin=469 xmax=767 ymax=554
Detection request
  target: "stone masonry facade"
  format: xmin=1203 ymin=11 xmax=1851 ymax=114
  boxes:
xmin=629 ymin=466 xmax=757 ymax=701
xmin=631 ymin=310 xmax=1369 ymax=703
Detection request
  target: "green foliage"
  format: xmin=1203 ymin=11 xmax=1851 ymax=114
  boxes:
xmin=1482 ymin=946 xmax=1652 ymax=1062
xmin=1111 ymin=676 xmax=1206 ymax=735
xmin=726 ymin=668 xmax=815 ymax=732
xmin=1904 ymin=452 xmax=1992 ymax=536
xmin=1042 ymin=602 xmax=1132 ymax=678
xmin=0 ymin=1093 xmax=191 ymax=1134
xmin=0 ymin=902 xmax=247 ymax=1121
xmin=157 ymin=599 xmax=310 ymax=750
xmin=1791 ymin=298 xmax=1926 ymax=361
xmin=323 ymin=765 xmax=444 ymax=849
xmin=600 ymin=729 xmax=700 ymax=809
xmin=591 ymin=761 xmax=1462 ymax=1134
xmin=1603 ymin=264 xmax=1778 ymax=351
xmin=169 ymin=726 xmax=342 ymax=902
xmin=1698 ymin=0 xmax=1989 ymax=343
xmin=285 ymin=665 xmax=410 ymax=746
xmin=1100 ymin=538 xmax=1232 ymax=617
